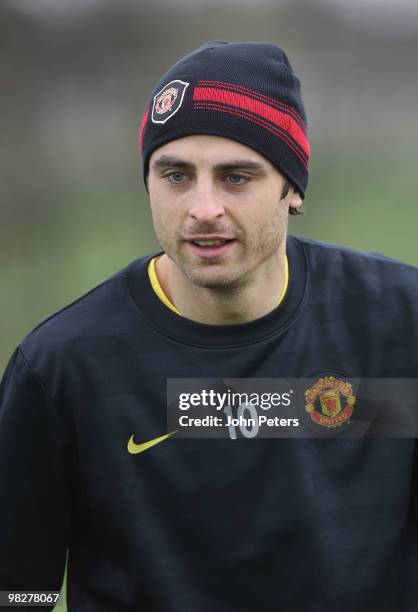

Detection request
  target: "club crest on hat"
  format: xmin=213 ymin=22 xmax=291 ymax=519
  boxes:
xmin=152 ymin=80 xmax=189 ymax=125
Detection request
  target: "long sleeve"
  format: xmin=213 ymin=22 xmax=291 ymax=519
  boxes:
xmin=0 ymin=347 xmax=70 ymax=597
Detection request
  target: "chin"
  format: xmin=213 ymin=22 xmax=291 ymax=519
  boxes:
xmin=184 ymin=267 xmax=247 ymax=290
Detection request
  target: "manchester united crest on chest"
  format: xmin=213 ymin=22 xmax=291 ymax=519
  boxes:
xmin=152 ymin=80 xmax=190 ymax=124
xmin=305 ymin=377 xmax=356 ymax=429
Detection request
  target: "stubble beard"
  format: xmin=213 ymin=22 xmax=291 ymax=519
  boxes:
xmin=154 ymin=207 xmax=288 ymax=292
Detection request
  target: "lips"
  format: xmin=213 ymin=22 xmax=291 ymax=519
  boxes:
xmin=191 ymin=239 xmax=232 ymax=247
xmin=186 ymin=237 xmax=237 ymax=260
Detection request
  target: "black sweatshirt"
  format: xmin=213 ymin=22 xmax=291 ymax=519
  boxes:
xmin=1 ymin=235 xmax=417 ymax=611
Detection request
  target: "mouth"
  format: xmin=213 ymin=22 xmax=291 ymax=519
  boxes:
xmin=186 ymin=237 xmax=237 ymax=260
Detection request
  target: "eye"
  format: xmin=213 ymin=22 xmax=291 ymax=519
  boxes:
xmin=225 ymin=174 xmax=248 ymax=185
xmin=166 ymin=171 xmax=188 ymax=184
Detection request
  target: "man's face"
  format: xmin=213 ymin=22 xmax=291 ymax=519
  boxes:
xmin=147 ymin=135 xmax=301 ymax=290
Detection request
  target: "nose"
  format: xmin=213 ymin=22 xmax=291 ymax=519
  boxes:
xmin=188 ymin=179 xmax=225 ymax=222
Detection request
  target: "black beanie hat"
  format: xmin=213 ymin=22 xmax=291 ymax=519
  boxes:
xmin=140 ymin=41 xmax=310 ymax=198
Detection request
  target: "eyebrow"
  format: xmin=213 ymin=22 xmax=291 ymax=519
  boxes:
xmin=152 ymin=155 xmax=267 ymax=174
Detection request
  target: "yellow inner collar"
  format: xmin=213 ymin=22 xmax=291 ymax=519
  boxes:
xmin=148 ymin=254 xmax=289 ymax=317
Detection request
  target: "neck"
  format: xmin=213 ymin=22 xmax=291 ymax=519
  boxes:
xmin=155 ymin=242 xmax=287 ymax=325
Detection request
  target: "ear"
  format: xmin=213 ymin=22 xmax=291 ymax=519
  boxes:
xmin=289 ymin=188 xmax=303 ymax=211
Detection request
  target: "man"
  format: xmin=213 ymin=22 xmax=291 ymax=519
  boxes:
xmin=0 ymin=41 xmax=417 ymax=611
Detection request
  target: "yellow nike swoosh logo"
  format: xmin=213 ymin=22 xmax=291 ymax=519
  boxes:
xmin=127 ymin=431 xmax=177 ymax=455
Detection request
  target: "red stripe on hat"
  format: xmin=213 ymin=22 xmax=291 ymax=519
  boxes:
xmin=193 ymin=86 xmax=310 ymax=159
xmin=198 ymin=80 xmax=307 ymax=133
xmin=139 ymin=107 xmax=150 ymax=151
xmin=194 ymin=102 xmax=308 ymax=170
